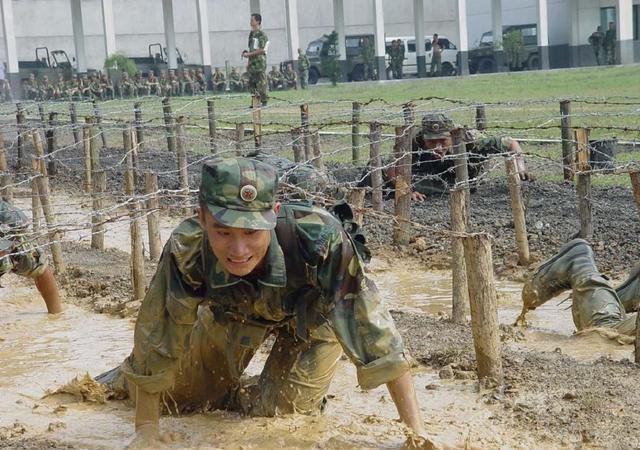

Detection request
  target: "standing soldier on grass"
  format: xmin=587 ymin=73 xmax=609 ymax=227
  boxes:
xmin=361 ymin=36 xmax=375 ymax=81
xmin=297 ymin=48 xmax=310 ymax=89
xmin=603 ymin=21 xmax=616 ymax=65
xmin=242 ymin=13 xmax=269 ymax=106
xmin=430 ymin=33 xmax=442 ymax=77
xmin=588 ymin=26 xmax=604 ymax=65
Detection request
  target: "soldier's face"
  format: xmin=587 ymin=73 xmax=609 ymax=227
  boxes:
xmin=199 ymin=206 xmax=280 ymax=276
xmin=424 ymin=137 xmax=453 ymax=159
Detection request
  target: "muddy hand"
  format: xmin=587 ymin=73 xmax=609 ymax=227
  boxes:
xmin=514 ymin=306 xmax=529 ymax=327
xmin=402 ymin=433 xmax=480 ymax=450
xmin=126 ymin=423 xmax=163 ymax=450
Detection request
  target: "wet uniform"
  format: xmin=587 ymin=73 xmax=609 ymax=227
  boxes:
xmin=0 ymin=200 xmax=47 ymax=280
xmin=104 ymin=202 xmax=410 ymax=415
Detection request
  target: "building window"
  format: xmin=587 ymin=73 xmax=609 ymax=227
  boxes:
xmin=600 ymin=7 xmax=616 ymax=31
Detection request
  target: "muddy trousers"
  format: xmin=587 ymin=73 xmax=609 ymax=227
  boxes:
xmin=101 ymin=306 xmax=343 ymax=417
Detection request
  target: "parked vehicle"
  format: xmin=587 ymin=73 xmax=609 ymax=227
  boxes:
xmin=468 ymin=24 xmax=539 ymax=73
xmin=384 ymin=35 xmax=458 ymax=78
xmin=18 ymin=47 xmax=76 ymax=82
xmin=306 ymin=33 xmax=375 ymax=84
xmin=129 ymin=43 xmax=201 ymax=76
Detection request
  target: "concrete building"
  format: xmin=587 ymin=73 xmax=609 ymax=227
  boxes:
xmin=0 ymin=0 xmax=637 ymax=90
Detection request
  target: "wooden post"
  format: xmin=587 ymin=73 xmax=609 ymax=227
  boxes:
xmin=93 ymin=99 xmax=108 ymax=148
xmin=88 ymin=118 xmax=101 ymax=173
xmin=505 ymin=157 xmax=530 ymax=265
xmin=393 ymin=126 xmax=411 ymax=245
xmin=402 ymin=102 xmax=416 ymax=127
xmin=369 ymin=121 xmax=384 ymax=212
xmin=450 ymin=189 xmax=469 ymax=324
xmin=45 ymin=112 xmax=58 ymax=175
xmin=31 ymin=158 xmax=41 ymax=234
xmin=463 ymin=233 xmax=503 ymax=384
xmin=0 ymin=133 xmax=13 ymax=203
xmin=134 ymin=102 xmax=144 ymax=152
xmin=38 ymin=103 xmax=46 ymax=125
xmin=69 ymin=102 xmax=81 ymax=148
xmin=91 ymin=170 xmax=106 ymax=251
xmin=311 ymin=131 xmax=324 ymax=170
xmin=82 ymin=125 xmax=92 ymax=193
xmin=252 ymin=96 xmax=262 ymax=149
xmin=162 ymin=97 xmax=177 ymax=154
xmin=144 ymin=171 xmax=162 ymax=261
xmin=123 ymin=127 xmax=135 ymax=196
xmin=351 ymin=102 xmax=361 ymax=163
xmin=630 ymin=172 xmax=640 ymax=221
xmin=560 ymin=100 xmax=574 ymax=182
xmin=207 ymin=98 xmax=217 ymax=153
xmin=175 ymin=116 xmax=190 ymax=216
xmin=475 ymin=104 xmax=486 ymax=131
xmin=574 ymin=128 xmax=592 ymax=239
xmin=300 ymin=103 xmax=310 ymax=160
xmin=30 ymin=132 xmax=65 ymax=274
xmin=347 ymin=188 xmax=366 ymax=225
xmin=15 ymin=104 xmax=24 ymax=169
xmin=451 ymin=127 xmax=470 ymax=220
xmin=235 ymin=123 xmax=245 ymax=156
xmin=124 ymin=129 xmax=145 ymax=300
xmin=291 ymin=128 xmax=304 ymax=163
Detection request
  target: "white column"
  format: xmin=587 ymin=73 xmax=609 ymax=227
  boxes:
xmin=568 ymin=0 xmax=579 ymax=66
xmin=414 ymin=0 xmax=426 ymax=77
xmin=196 ymin=0 xmax=212 ymax=70
xmin=250 ymin=0 xmax=261 ymax=14
xmin=162 ymin=0 xmax=177 ymax=70
xmin=537 ymin=0 xmax=549 ymax=69
xmin=372 ymin=0 xmax=386 ymax=80
xmin=617 ymin=0 xmax=634 ymax=64
xmin=101 ymin=0 xmax=116 ymax=58
xmin=332 ymin=0 xmax=347 ymax=80
xmin=70 ymin=0 xmax=87 ymax=72
xmin=285 ymin=0 xmax=299 ymax=62
xmin=456 ymin=0 xmax=469 ymax=75
xmin=0 ymin=0 xmax=18 ymax=74
xmin=491 ymin=0 xmax=503 ymax=71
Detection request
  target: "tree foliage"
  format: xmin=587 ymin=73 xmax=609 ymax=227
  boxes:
xmin=502 ymin=30 xmax=524 ymax=70
xmin=104 ymin=53 xmax=137 ymax=76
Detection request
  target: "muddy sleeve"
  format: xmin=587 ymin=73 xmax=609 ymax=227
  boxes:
xmin=10 ymin=237 xmax=47 ymax=279
xmin=467 ymin=129 xmax=513 ymax=156
xmin=123 ymin=221 xmax=205 ymax=394
xmin=318 ymin=229 xmax=411 ymax=390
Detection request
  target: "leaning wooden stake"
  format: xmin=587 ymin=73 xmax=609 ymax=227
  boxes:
xmin=69 ymin=102 xmax=81 ymax=147
xmin=93 ymin=99 xmax=108 ymax=148
xmin=393 ymin=126 xmax=411 ymax=245
xmin=300 ymin=103 xmax=310 ymax=160
xmin=450 ymin=188 xmax=469 ymax=324
xmin=369 ymin=122 xmax=384 ymax=212
xmin=31 ymin=158 xmax=42 ymax=233
xmin=347 ymin=187 xmax=366 ymax=225
xmin=82 ymin=125 xmax=92 ymax=193
xmin=291 ymin=128 xmax=304 ymax=163
xmin=0 ymin=133 xmax=13 ymax=203
xmin=311 ymin=131 xmax=324 ymax=170
xmin=124 ymin=129 xmax=145 ymax=300
xmin=30 ymin=132 xmax=65 ymax=274
xmin=505 ymin=157 xmax=530 ymax=265
xmin=175 ymin=116 xmax=190 ymax=216
xmin=463 ymin=233 xmax=503 ymax=384
xmin=560 ymin=100 xmax=574 ymax=182
xmin=86 ymin=117 xmax=101 ymax=173
xmin=162 ymin=97 xmax=177 ymax=154
xmin=351 ymin=102 xmax=361 ymax=163
xmin=235 ymin=123 xmax=245 ymax=156
xmin=207 ymin=98 xmax=217 ymax=153
xmin=629 ymin=172 xmax=640 ymax=221
xmin=45 ymin=112 xmax=58 ymax=175
xmin=475 ymin=104 xmax=486 ymax=131
xmin=91 ymin=170 xmax=106 ymax=251
xmin=134 ymin=102 xmax=144 ymax=152
xmin=574 ymin=128 xmax=592 ymax=239
xmin=144 ymin=171 xmax=162 ymax=261
xmin=15 ymin=103 xmax=24 ymax=169
xmin=252 ymin=96 xmax=262 ymax=149
xmin=451 ymin=128 xmax=470 ymax=222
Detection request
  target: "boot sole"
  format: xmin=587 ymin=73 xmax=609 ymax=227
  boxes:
xmin=615 ymin=264 xmax=640 ymax=292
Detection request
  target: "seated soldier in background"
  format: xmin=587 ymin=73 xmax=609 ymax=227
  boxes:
xmin=240 ymin=70 xmax=250 ymax=92
xmin=362 ymin=113 xmax=531 ymax=201
xmin=212 ymin=67 xmax=227 ymax=93
xmin=146 ymin=73 xmax=161 ymax=96
xmin=23 ymin=73 xmax=39 ymax=100
xmin=100 ymin=74 xmax=115 ymax=100
xmin=0 ymin=200 xmax=63 ymax=314
xmin=283 ymin=63 xmax=297 ymax=90
xmin=38 ymin=75 xmax=55 ymax=100
xmin=268 ymin=65 xmax=284 ymax=91
xmin=517 ymin=239 xmax=639 ymax=336
xmin=195 ymin=68 xmax=207 ymax=93
xmin=229 ymin=67 xmax=243 ymax=92
xmin=168 ymin=70 xmax=180 ymax=96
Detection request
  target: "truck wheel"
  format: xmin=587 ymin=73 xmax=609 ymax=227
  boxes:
xmin=441 ymin=62 xmax=456 ymax=76
xmin=309 ymin=68 xmax=320 ymax=85
xmin=526 ymin=54 xmax=540 ymax=70
xmin=478 ymin=58 xmax=493 ymax=73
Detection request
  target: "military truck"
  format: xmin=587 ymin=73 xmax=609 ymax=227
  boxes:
xmin=306 ymin=33 xmax=375 ymax=84
xmin=468 ymin=24 xmax=539 ymax=74
xmin=129 ymin=43 xmax=201 ymax=76
xmin=18 ymin=47 xmax=76 ymax=82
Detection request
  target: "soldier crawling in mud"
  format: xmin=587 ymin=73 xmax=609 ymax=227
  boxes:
xmin=0 ymin=200 xmax=63 ymax=314
xmin=517 ymin=239 xmax=639 ymax=336
xmin=97 ymin=157 xmax=440 ymax=448
xmin=362 ymin=113 xmax=531 ymax=201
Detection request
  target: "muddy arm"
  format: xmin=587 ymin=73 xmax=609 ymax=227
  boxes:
xmin=386 ymin=370 xmax=426 ymax=435
xmin=34 ymin=267 xmax=63 ymax=314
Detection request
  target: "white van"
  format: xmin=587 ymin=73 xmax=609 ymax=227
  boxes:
xmin=385 ymin=36 xmax=458 ymax=78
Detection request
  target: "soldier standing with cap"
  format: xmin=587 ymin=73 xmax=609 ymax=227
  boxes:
xmin=242 ymin=13 xmax=269 ymax=106
xmin=98 ymin=157 xmax=438 ymax=447
xmin=0 ymin=200 xmax=63 ymax=314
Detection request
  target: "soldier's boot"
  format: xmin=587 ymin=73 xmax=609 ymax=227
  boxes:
xmin=614 ymin=264 xmax=640 ymax=314
xmin=522 ymin=238 xmax=634 ymax=334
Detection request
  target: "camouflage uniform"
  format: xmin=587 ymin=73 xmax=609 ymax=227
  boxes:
xmin=297 ymin=50 xmax=310 ymax=89
xmin=0 ymin=200 xmax=47 ymax=281
xmin=588 ymin=28 xmax=604 ymax=65
xmin=22 ymin=74 xmax=39 ymax=100
xmin=247 ymin=29 xmax=269 ymax=103
xmin=361 ymin=37 xmax=375 ymax=81
xmin=430 ymin=37 xmax=442 ymax=77
xmin=229 ymin=68 xmax=243 ymax=92
xmin=603 ymin=23 xmax=616 ymax=65
xmin=283 ymin=65 xmax=297 ymax=90
xmin=212 ymin=68 xmax=226 ymax=93
xmin=268 ymin=66 xmax=284 ymax=91
xmin=99 ymin=158 xmax=409 ymax=417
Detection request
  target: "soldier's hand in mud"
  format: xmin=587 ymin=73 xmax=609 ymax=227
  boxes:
xmin=127 ymin=423 xmax=161 ymax=450
xmin=411 ymin=191 xmax=427 ymax=202
xmin=402 ymin=432 xmax=482 ymax=450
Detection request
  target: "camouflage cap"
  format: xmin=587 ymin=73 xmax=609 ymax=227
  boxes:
xmin=422 ymin=113 xmax=455 ymax=139
xmin=199 ymin=157 xmax=278 ymax=230
xmin=0 ymin=200 xmax=28 ymax=253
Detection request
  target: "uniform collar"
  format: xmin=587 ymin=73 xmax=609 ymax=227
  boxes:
xmin=203 ymin=229 xmax=287 ymax=289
